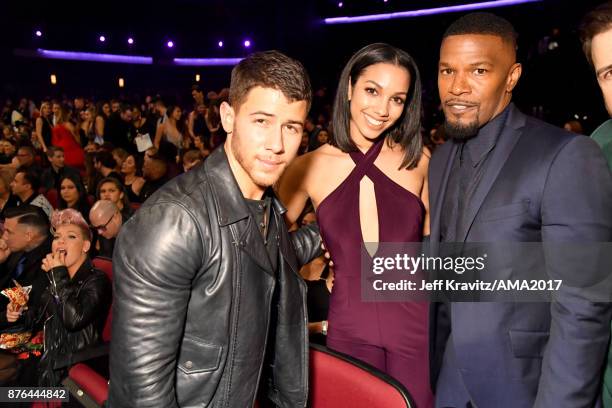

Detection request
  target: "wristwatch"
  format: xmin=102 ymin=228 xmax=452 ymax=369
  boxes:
xmin=321 ymin=320 xmax=328 ymax=336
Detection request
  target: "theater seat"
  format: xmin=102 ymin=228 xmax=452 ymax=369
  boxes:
xmin=92 ymin=256 xmax=113 ymax=280
xmin=62 ymin=363 xmax=108 ymax=407
xmin=92 ymin=257 xmax=113 ymax=342
xmin=61 ymin=257 xmax=114 ymax=407
xmin=309 ymin=343 xmax=414 ymax=408
xmin=44 ymin=188 xmax=59 ymax=209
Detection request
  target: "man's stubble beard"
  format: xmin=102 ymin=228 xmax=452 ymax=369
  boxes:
xmin=444 ymin=119 xmax=480 ymax=141
xmin=443 ymin=107 xmax=481 ymax=142
xmin=230 ymin=131 xmax=282 ymax=190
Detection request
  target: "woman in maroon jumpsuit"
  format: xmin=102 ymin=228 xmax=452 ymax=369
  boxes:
xmin=278 ymin=43 xmax=433 ymax=407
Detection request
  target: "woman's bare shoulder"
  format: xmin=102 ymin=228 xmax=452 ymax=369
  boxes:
xmin=284 ymin=144 xmax=349 ymax=188
xmin=417 ymin=146 xmax=431 ymax=174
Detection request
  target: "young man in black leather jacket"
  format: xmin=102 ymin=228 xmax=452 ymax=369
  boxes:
xmin=109 ymin=50 xmax=321 ymax=408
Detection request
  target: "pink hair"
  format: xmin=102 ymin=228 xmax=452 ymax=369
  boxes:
xmin=51 ymin=208 xmax=92 ymax=241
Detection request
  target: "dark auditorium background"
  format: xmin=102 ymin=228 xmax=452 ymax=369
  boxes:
xmin=0 ymin=0 xmax=608 ymax=131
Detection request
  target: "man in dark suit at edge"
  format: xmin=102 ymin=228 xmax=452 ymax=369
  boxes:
xmin=428 ymin=12 xmax=612 ymax=408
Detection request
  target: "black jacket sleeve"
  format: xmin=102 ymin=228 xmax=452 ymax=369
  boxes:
xmin=290 ymin=222 xmax=322 ymax=267
xmin=108 ymin=201 xmax=206 ymax=408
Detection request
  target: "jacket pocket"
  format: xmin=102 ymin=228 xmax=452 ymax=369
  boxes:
xmin=478 ymin=200 xmax=530 ymax=222
xmin=177 ymin=335 xmax=223 ymax=374
xmin=509 ymin=330 xmax=549 ymax=358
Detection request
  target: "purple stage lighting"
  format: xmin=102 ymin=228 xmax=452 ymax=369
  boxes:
xmin=338 ymin=2 xmax=343 ymax=7
xmin=173 ymin=57 xmax=243 ymax=67
xmin=325 ymin=0 xmax=542 ymax=24
xmin=218 ymin=41 xmax=224 ymax=48
xmin=243 ymin=40 xmax=251 ymax=48
xmin=34 ymin=48 xmax=153 ymax=64
xmin=167 ymin=40 xmax=174 ymax=48
xmin=35 ymin=30 xmax=42 ymax=37
xmin=99 ymin=35 xmax=106 ymax=42
xmin=128 ymin=38 xmax=134 ymax=45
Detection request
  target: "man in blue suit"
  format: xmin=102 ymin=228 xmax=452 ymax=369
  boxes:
xmin=428 ymin=13 xmax=612 ymax=407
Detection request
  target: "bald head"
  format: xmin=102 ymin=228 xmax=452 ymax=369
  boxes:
xmin=90 ymin=200 xmax=122 ymax=239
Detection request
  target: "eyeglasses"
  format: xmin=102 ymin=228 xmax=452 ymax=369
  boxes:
xmin=91 ymin=212 xmax=116 ymax=232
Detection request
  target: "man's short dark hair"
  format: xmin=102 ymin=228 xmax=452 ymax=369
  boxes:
xmin=154 ymin=96 xmax=167 ymax=107
xmin=580 ymin=1 xmax=612 ymax=67
xmin=94 ymin=151 xmax=117 ymax=169
xmin=443 ymin=12 xmax=518 ymax=50
xmin=119 ymin=103 xmax=132 ymax=114
xmin=229 ymin=50 xmax=312 ymax=112
xmin=18 ymin=145 xmax=35 ymax=157
xmin=16 ymin=168 xmax=40 ymax=192
xmin=4 ymin=205 xmax=50 ymax=237
xmin=46 ymin=145 xmax=64 ymax=158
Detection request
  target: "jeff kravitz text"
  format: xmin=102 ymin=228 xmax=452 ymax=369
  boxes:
xmin=372 ymin=279 xmax=563 ymax=291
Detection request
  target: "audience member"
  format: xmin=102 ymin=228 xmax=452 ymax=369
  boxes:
xmin=104 ymin=104 xmax=135 ymax=152
xmin=58 ymin=174 xmax=90 ymax=219
xmin=9 ymin=169 xmax=53 ymax=218
xmin=15 ymin=146 xmax=41 ymax=175
xmin=188 ymin=102 xmax=210 ymax=144
xmin=0 ymin=139 xmax=16 ymax=165
xmin=8 ymin=208 xmax=111 ymax=386
xmin=304 ymin=115 xmax=323 ymax=152
xmin=0 ymin=206 xmax=50 ymax=386
xmin=563 ymin=119 xmax=585 ymax=133
xmin=120 ymin=154 xmax=144 ymax=203
xmin=94 ymin=101 xmax=109 ymax=141
xmin=89 ymin=200 xmax=124 ymax=257
xmin=96 ymin=177 xmax=132 ymax=220
xmin=52 ymin=104 xmax=84 ymax=169
xmin=93 ymin=151 xmax=122 ymax=182
xmin=298 ymin=207 xmax=333 ymax=345
xmin=40 ymin=146 xmax=80 ymax=191
xmin=111 ymin=148 xmax=128 ymax=173
xmin=139 ymin=153 xmax=168 ymax=201
xmin=34 ymin=101 xmax=52 ymax=153
xmin=181 ymin=149 xmax=202 ymax=172
xmin=192 ymin=134 xmax=211 ymax=158
xmin=154 ymin=105 xmax=187 ymax=154
xmin=0 ymin=170 xmax=15 ymax=219
xmin=0 ymin=205 xmax=50 ymax=327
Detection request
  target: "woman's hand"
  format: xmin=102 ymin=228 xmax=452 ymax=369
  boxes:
xmin=41 ymin=251 xmax=66 ymax=272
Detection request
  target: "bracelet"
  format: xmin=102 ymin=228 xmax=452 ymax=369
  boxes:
xmin=321 ymin=320 xmax=328 ymax=336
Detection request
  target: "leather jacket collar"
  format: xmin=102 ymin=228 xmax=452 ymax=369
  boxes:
xmin=205 ymin=145 xmax=288 ymax=227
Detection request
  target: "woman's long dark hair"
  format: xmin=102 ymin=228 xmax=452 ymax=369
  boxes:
xmin=167 ymin=105 xmax=187 ymax=136
xmin=58 ymin=173 xmax=90 ymax=216
xmin=330 ymin=43 xmax=423 ymax=169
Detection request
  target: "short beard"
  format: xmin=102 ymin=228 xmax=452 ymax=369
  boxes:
xmin=444 ymin=119 xmax=480 ymax=142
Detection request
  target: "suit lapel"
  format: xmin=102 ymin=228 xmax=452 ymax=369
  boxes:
xmin=430 ymin=141 xmax=459 ymax=247
xmin=457 ymin=105 xmax=526 ymax=242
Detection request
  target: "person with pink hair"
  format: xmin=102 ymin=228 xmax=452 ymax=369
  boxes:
xmin=7 ymin=208 xmax=111 ymax=386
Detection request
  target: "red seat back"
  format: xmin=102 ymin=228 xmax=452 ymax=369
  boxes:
xmin=92 ymin=257 xmax=113 ymax=342
xmin=44 ymin=188 xmax=59 ymax=209
xmin=68 ymin=363 xmax=109 ymax=405
xmin=309 ymin=343 xmax=414 ymax=408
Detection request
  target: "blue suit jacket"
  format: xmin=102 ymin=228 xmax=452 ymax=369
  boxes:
xmin=428 ymin=104 xmax=612 ymax=408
